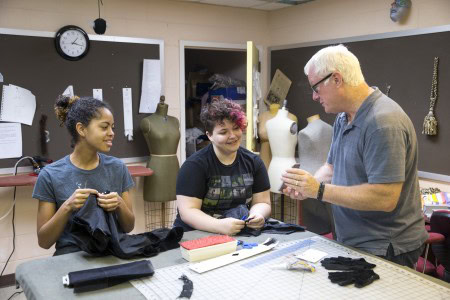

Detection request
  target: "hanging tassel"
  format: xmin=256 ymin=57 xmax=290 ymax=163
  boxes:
xmin=422 ymin=57 xmax=439 ymax=136
xmin=422 ymin=110 xmax=437 ymax=135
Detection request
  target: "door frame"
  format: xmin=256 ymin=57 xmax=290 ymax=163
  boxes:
xmin=179 ymin=40 xmax=247 ymax=163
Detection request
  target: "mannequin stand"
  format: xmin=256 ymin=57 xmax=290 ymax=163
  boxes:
xmin=270 ymin=193 xmax=298 ymax=225
xmin=144 ymin=200 xmax=177 ymax=230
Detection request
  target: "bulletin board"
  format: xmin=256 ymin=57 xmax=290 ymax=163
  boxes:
xmin=270 ymin=26 xmax=450 ymax=177
xmin=0 ymin=28 xmax=163 ymax=170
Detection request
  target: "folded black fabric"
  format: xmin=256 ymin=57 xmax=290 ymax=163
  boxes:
xmin=220 ymin=205 xmax=306 ymax=237
xmin=71 ymin=194 xmax=184 ymax=258
xmin=321 ymin=256 xmax=376 ymax=271
xmin=67 ymin=260 xmax=154 ymax=293
xmin=328 ymin=269 xmax=380 ymax=288
xmin=261 ymin=220 xmax=306 ymax=235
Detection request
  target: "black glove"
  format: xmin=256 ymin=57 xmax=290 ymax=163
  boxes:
xmin=328 ymin=269 xmax=380 ymax=288
xmin=321 ymin=256 xmax=376 ymax=271
xmin=322 ymin=256 xmax=380 ymax=288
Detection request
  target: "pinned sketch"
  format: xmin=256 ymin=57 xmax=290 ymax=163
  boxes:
xmin=93 ymin=89 xmax=103 ymax=101
xmin=122 ymin=88 xmax=133 ymax=141
xmin=139 ymin=59 xmax=161 ymax=113
xmin=0 ymin=72 xmax=3 ymax=83
xmin=62 ymin=85 xmax=74 ymax=97
xmin=0 ymin=123 xmax=22 ymax=159
xmin=0 ymin=84 xmax=36 ymax=125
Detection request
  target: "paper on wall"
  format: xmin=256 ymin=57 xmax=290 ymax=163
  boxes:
xmin=122 ymin=88 xmax=133 ymax=141
xmin=0 ymin=122 xmax=22 ymax=159
xmin=139 ymin=59 xmax=161 ymax=113
xmin=0 ymin=84 xmax=36 ymax=126
xmin=0 ymin=72 xmax=3 ymax=83
xmin=62 ymin=85 xmax=74 ymax=97
xmin=93 ymin=89 xmax=103 ymax=101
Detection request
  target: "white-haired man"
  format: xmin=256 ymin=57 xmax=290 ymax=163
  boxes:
xmin=282 ymin=44 xmax=427 ymax=268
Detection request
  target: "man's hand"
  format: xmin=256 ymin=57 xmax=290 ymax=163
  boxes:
xmin=281 ymin=168 xmax=321 ymax=200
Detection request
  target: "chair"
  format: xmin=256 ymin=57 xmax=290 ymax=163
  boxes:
xmin=321 ymin=232 xmax=334 ymax=240
xmin=415 ymin=230 xmax=445 ymax=274
xmin=430 ymin=210 xmax=450 ymax=281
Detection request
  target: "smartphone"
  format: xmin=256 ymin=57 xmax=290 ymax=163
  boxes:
xmin=278 ymin=163 xmax=301 ymax=192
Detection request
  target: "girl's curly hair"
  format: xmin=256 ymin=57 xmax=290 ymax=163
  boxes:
xmin=200 ymin=99 xmax=247 ymax=134
xmin=54 ymin=95 xmax=112 ymax=148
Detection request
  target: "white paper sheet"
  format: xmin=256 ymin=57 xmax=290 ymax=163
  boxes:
xmin=0 ymin=84 xmax=36 ymax=126
xmin=139 ymin=59 xmax=161 ymax=113
xmin=0 ymin=72 xmax=3 ymax=83
xmin=93 ymin=89 xmax=103 ymax=101
xmin=122 ymin=88 xmax=133 ymax=141
xmin=0 ymin=122 xmax=22 ymax=159
xmin=62 ymin=85 xmax=74 ymax=97
xmin=296 ymin=249 xmax=328 ymax=263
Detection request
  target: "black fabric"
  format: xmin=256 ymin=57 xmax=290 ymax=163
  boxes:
xmin=221 ymin=205 xmax=306 ymax=237
xmin=53 ymin=244 xmax=82 ymax=256
xmin=321 ymin=256 xmax=376 ymax=271
xmin=178 ymin=274 xmax=194 ymax=299
xmin=327 ymin=270 xmax=380 ymax=288
xmin=70 ymin=194 xmax=184 ymax=259
xmin=68 ymin=260 xmax=154 ymax=293
xmin=261 ymin=220 xmax=306 ymax=235
xmin=220 ymin=204 xmax=250 ymax=220
xmin=321 ymin=256 xmax=379 ymax=288
xmin=174 ymin=144 xmax=270 ymax=229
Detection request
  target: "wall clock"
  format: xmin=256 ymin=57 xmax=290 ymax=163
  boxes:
xmin=55 ymin=25 xmax=90 ymax=61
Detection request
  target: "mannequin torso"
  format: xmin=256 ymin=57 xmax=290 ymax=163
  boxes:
xmin=266 ymin=105 xmax=298 ymax=193
xmin=298 ymin=114 xmax=332 ymax=174
xmin=297 ymin=114 xmax=333 ymax=234
xmin=140 ymin=99 xmax=180 ymax=202
xmin=258 ymin=104 xmax=297 ymax=170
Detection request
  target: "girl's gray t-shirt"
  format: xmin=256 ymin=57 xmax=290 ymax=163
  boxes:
xmin=32 ymin=153 xmax=134 ymax=251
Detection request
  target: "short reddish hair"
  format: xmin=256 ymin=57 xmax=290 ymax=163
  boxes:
xmin=200 ymin=99 xmax=247 ymax=133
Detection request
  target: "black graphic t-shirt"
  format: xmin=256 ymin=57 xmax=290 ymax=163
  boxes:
xmin=174 ymin=144 xmax=270 ymax=230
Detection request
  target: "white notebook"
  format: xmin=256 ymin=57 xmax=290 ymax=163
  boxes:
xmin=0 ymin=84 xmax=36 ymax=126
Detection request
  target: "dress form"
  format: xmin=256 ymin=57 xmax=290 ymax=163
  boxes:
xmin=266 ymin=101 xmax=298 ymax=193
xmin=258 ymin=104 xmax=297 ymax=170
xmin=140 ymin=96 xmax=180 ymax=203
xmin=298 ymin=114 xmax=333 ymax=234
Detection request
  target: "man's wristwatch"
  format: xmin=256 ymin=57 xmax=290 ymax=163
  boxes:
xmin=316 ymin=182 xmax=325 ymax=202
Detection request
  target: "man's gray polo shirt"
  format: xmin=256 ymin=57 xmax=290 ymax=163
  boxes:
xmin=327 ymin=88 xmax=427 ymax=256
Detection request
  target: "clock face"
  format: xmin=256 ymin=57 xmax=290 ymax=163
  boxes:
xmin=55 ymin=26 xmax=90 ymax=61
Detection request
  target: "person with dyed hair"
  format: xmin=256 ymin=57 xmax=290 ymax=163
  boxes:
xmin=174 ymin=99 xmax=271 ymax=235
xmin=33 ymin=95 xmax=135 ymax=255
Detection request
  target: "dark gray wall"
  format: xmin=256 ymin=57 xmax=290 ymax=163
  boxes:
xmin=271 ymin=31 xmax=450 ymax=175
xmin=0 ymin=33 xmax=159 ymax=169
xmin=185 ymin=48 xmax=246 ymax=82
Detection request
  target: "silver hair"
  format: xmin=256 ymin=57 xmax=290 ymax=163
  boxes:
xmin=304 ymin=44 xmax=365 ymax=87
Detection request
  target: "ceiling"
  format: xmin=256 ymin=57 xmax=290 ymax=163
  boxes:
xmin=173 ymin=0 xmax=315 ymax=11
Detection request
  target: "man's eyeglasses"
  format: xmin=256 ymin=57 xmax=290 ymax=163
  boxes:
xmin=310 ymin=73 xmax=333 ymax=94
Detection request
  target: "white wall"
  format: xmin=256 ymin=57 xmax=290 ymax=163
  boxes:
xmin=268 ymin=0 xmax=450 ymax=46
xmin=0 ymin=0 xmax=449 ymax=275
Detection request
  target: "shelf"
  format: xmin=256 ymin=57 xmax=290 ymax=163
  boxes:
xmin=0 ymin=165 xmax=153 ymax=187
